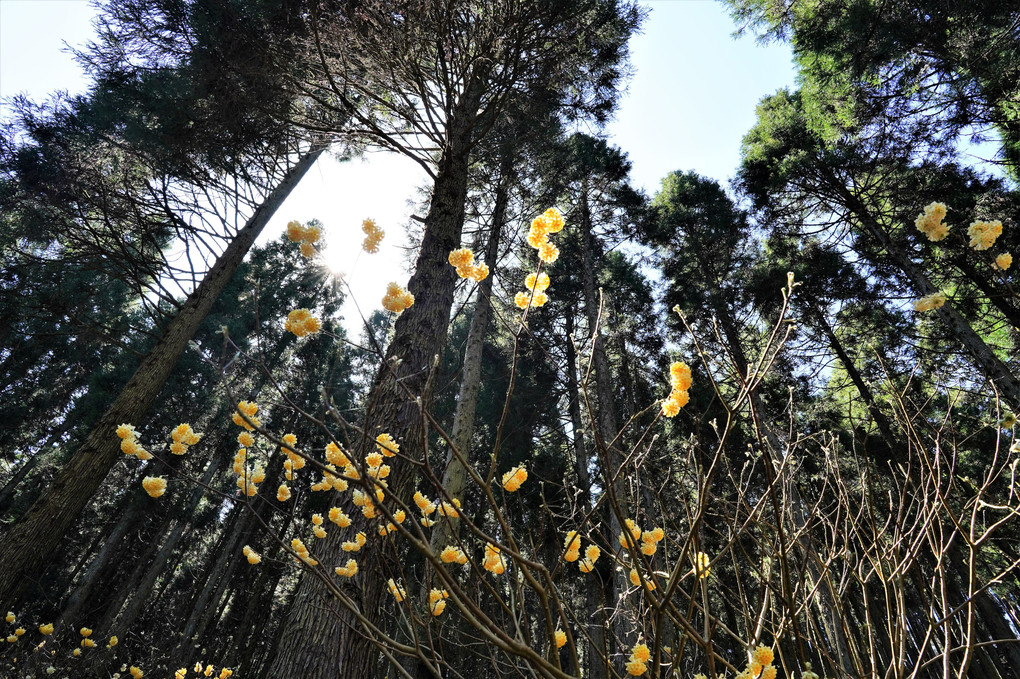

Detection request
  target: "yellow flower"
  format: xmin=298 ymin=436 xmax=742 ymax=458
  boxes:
xmin=284 ymin=309 xmax=322 ymax=337
xmin=554 ymin=629 xmax=567 ymax=648
xmin=325 ymin=442 xmax=350 ymax=466
xmin=72 ymin=647 xmax=81 ymax=655
xmin=752 ymin=645 xmax=774 ymax=666
xmin=501 ymin=465 xmax=527 ymax=492
xmin=142 ymin=477 xmax=167 ymax=498
xmin=695 ymin=551 xmax=711 ymax=579
xmin=761 ymin=666 xmax=777 ymax=679
xmin=382 ymin=282 xmax=414 ymax=313
xmin=514 ymin=292 xmax=531 ymax=309
xmin=4 ymin=612 xmax=13 ymax=623
xmin=115 ymin=424 xmax=137 ymax=440
xmin=130 ymin=667 xmax=144 ymax=678
xmin=429 ymin=588 xmax=450 ymax=616
xmin=39 ymin=623 xmax=53 ymax=635
xmin=14 ymin=628 xmax=25 ymax=636
xmin=107 ymin=635 xmax=117 ymax=647
xmin=313 ymin=526 xmax=327 ymax=539
xmin=176 ymin=669 xmax=187 ymax=679
xmin=997 ymin=253 xmax=1012 ymax=270
xmin=525 ymin=272 xmax=551 ymax=292
xmin=643 ymin=527 xmax=665 ymax=543
xmin=219 ymin=670 xmax=233 ymax=679
xmin=232 ymin=401 xmax=260 ymax=431
xmin=376 ymin=433 xmax=399 ymax=457
xmin=640 ymin=541 xmax=657 ymax=556
xmin=388 ymin=579 xmax=406 ymax=602
xmin=299 ymin=242 xmax=315 ymax=258
xmin=968 ymin=219 xmax=1003 ymax=250
xmin=914 ymin=202 xmax=950 ymax=241
xmin=631 ymin=643 xmax=651 ymax=663
xmin=329 ymin=507 xmax=351 ymax=528
xmin=204 ymin=665 xmax=214 ymax=677
xmin=277 ymin=484 xmax=291 ymax=502
xmin=538 ymin=241 xmax=560 ymax=264
xmin=625 ymin=659 xmax=647 ymax=676
xmin=79 ymin=628 xmax=92 ymax=637
xmin=564 ymin=531 xmax=581 ymax=554
xmin=913 ymin=292 xmax=947 ymax=312
xmin=81 ymin=638 xmax=96 ymax=648
xmin=483 ymin=543 xmax=508 ymax=574
xmin=362 ymin=218 xmax=384 ymax=253
xmin=440 ymin=546 xmax=466 ymax=564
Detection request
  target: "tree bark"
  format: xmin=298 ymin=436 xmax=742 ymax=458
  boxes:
xmin=267 ymin=94 xmax=478 ymax=679
xmin=0 ymin=148 xmax=322 ymax=606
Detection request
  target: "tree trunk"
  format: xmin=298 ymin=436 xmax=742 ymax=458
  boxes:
xmin=429 ymin=163 xmax=509 ymax=552
xmin=0 ymin=148 xmax=322 ymax=605
xmin=267 ymin=97 xmax=478 ymax=679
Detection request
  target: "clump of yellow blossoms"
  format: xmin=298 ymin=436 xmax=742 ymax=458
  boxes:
xmin=429 ymin=588 xmax=450 ymax=616
xmin=639 ymin=526 xmax=665 ymax=556
xmin=376 ymin=433 xmax=399 ymax=457
xmin=554 ymin=629 xmax=567 ymax=648
xmin=291 ymin=537 xmax=317 ymax=566
xmin=277 ymin=484 xmax=291 ymax=502
xmin=914 ymin=291 xmax=947 ymax=312
xmin=626 ymin=642 xmax=651 ymax=675
xmin=4 ymin=612 xmax=13 ymax=624
xmin=629 ymin=568 xmax=656 ymax=591
xmin=39 ymin=623 xmax=53 ymax=635
xmin=695 ymin=551 xmax=711 ymax=579
xmin=968 ymin=219 xmax=1003 ymax=250
xmin=242 ymin=545 xmax=261 ymax=565
xmin=387 ymin=579 xmax=406 ymax=602
xmin=382 ymin=282 xmax=415 ymax=313
xmin=284 ymin=308 xmax=322 ymax=338
xmin=732 ymin=645 xmax=778 ymax=679
xmin=448 ymin=248 xmax=490 ymax=282
xmin=130 ymin=666 xmax=144 ymax=678
xmin=482 ymin=542 xmax=507 ymax=575
xmin=362 ymin=218 xmax=384 ymax=253
xmin=231 ymin=400 xmax=260 ymax=431
xmin=286 ymin=220 xmax=322 ymax=259
xmin=335 ymin=558 xmax=358 ymax=578
xmin=441 ymin=546 xmax=469 ymax=564
xmin=170 ymin=423 xmax=202 ymax=455
xmin=175 ymin=669 xmax=187 ymax=679
xmin=915 ymin=202 xmax=949 ymax=241
xmin=501 ymin=465 xmax=527 ymax=492
xmin=527 ymin=207 xmax=565 ymax=264
xmin=80 ymin=627 xmax=92 ymax=638
xmin=116 ymin=423 xmax=152 ymax=460
xmin=579 ymin=544 xmax=601 ymax=573
xmin=662 ymin=361 xmax=692 ymax=417
xmin=996 ymin=253 xmax=1012 ymax=270
xmin=142 ymin=476 xmax=167 ymax=498
xmin=514 ymin=270 xmax=551 ymax=309
xmin=564 ymin=531 xmax=582 ymax=562
xmin=108 ymin=635 xmax=117 ymax=647
xmin=620 ymin=518 xmax=642 ymax=549
xmin=329 ymin=506 xmax=351 ymax=528
xmin=342 ymin=532 xmax=367 ymax=552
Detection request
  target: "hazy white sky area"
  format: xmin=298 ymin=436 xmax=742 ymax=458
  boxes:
xmin=0 ymin=0 xmax=796 ymax=336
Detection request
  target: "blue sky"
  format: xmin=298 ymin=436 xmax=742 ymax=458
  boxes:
xmin=0 ymin=0 xmax=797 ymax=330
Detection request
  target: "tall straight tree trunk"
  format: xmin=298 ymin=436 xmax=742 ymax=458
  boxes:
xmin=578 ymin=185 xmax=623 ymax=679
xmin=267 ymin=94 xmax=479 ymax=679
xmin=0 ymin=148 xmax=322 ymax=606
xmin=834 ymin=182 xmax=1020 ymax=406
xmin=429 ymin=163 xmax=510 ymax=552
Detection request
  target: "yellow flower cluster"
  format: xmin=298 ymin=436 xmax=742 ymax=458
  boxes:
xmin=662 ymin=362 xmax=692 ymax=417
xmin=619 ymin=518 xmax=642 ymax=549
xmin=564 ymin=531 xmax=582 ymax=561
xmin=170 ymin=423 xmax=202 ymax=455
xmin=335 ymin=558 xmax=358 ymax=578
xmin=238 ymin=431 xmax=254 ymax=448
xmin=638 ymin=526 xmax=665 ymax=556
xmin=578 ymin=544 xmax=601 ymax=573
xmin=231 ymin=401 xmax=260 ymax=431
xmin=39 ymin=623 xmax=53 ymax=635
xmin=284 ymin=308 xmax=322 ymax=337
xmin=968 ymin=219 xmax=1003 ymax=250
xmin=116 ymin=423 xmax=153 ymax=460
xmin=695 ymin=551 xmax=711 ymax=579
xmin=362 ymin=218 xmax=384 ymax=253
xmin=4 ymin=612 xmax=13 ymax=623
xmin=286 ymin=220 xmax=322 ymax=259
xmin=342 ymin=532 xmax=367 ymax=553
xmin=527 ymin=207 xmax=565 ymax=264
xmin=996 ymin=253 xmax=1012 ymax=270
xmin=913 ymin=291 xmax=947 ymax=312
xmin=441 ymin=545 xmax=469 ymax=564
xmin=735 ymin=645 xmax=777 ymax=679
xmin=326 ymin=442 xmax=351 ymax=466
xmin=378 ymin=509 xmax=406 ymax=536
xmin=448 ymin=248 xmax=490 ymax=281
xmin=915 ymin=202 xmax=949 ymax=241
xmin=108 ymin=635 xmax=118 ymax=647
xmin=429 ymin=588 xmax=450 ymax=616
xmin=277 ymin=484 xmax=291 ymax=502
xmin=291 ymin=538 xmax=317 ymax=566
xmin=242 ymin=545 xmax=261 ymax=565
xmin=414 ymin=490 xmax=439 ymax=526
xmin=387 ymin=579 xmax=406 ymax=602
xmin=382 ymin=282 xmax=415 ymax=313
xmin=437 ymin=499 xmax=460 ymax=518
xmin=501 ymin=465 xmax=528 ymax=492
xmin=130 ymin=666 xmax=144 ymax=678
xmin=554 ymin=629 xmax=567 ymax=649
xmin=514 ymin=271 xmax=551 ymax=309
xmin=629 ymin=567 xmax=656 ymax=590
xmin=142 ymin=476 xmax=167 ymax=498
xmin=376 ymin=433 xmax=399 ymax=457
xmin=626 ymin=642 xmax=651 ymax=676
xmin=483 ymin=542 xmax=507 ymax=575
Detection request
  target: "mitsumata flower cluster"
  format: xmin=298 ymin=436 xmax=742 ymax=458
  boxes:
xmin=448 ymin=248 xmax=489 ymax=281
xmin=662 ymin=361 xmax=692 ymax=417
xmin=286 ymin=219 xmax=322 ymax=259
xmin=362 ymin=218 xmax=384 ymax=253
